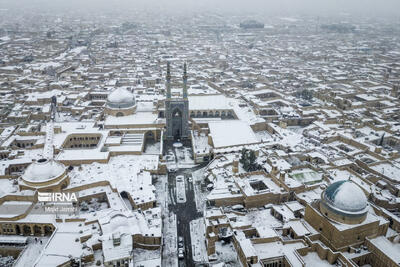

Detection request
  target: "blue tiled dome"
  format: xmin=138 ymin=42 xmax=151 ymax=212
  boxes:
xmin=322 ymin=180 xmax=368 ymax=214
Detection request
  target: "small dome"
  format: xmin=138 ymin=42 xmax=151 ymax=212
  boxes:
xmin=22 ymin=159 xmax=65 ymax=183
xmin=107 ymin=88 xmax=135 ymax=109
xmin=323 ymin=180 xmax=368 ymax=214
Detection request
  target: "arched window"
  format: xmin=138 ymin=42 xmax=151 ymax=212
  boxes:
xmin=173 ymin=109 xmax=182 ymax=117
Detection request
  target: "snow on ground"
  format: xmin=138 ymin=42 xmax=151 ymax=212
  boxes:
xmin=154 ymin=174 xmax=167 ymax=207
xmin=69 ymin=155 xmax=159 ymax=187
xmin=370 ymin=163 xmax=400 ymax=182
xmin=162 ymin=212 xmax=178 ymax=267
xmin=209 ymin=120 xmax=259 ymax=148
xmin=144 ymin=141 xmax=161 ymax=154
xmin=175 ymin=146 xmax=195 ymax=168
xmin=190 ymin=218 xmax=207 ymax=263
xmin=213 ymin=241 xmax=240 ymax=266
xmin=192 ymin=167 xmax=209 ymax=213
xmin=192 ymin=131 xmax=212 ymax=154
xmin=0 ymin=178 xmax=18 ymax=197
xmin=254 ymin=130 xmax=273 ymax=142
xmin=154 ymin=174 xmax=178 ymax=267
xmin=237 ymin=208 xmax=283 ymax=229
xmin=85 ymin=249 xmax=103 ymax=267
xmin=369 ymin=236 xmax=400 ymax=264
xmin=287 ymin=126 xmax=307 ymax=135
xmin=302 ymin=252 xmax=336 ymax=266
xmin=15 ymin=237 xmax=49 ymax=267
xmin=133 ymin=248 xmax=161 ymax=266
xmin=268 ymin=123 xmax=304 ymax=148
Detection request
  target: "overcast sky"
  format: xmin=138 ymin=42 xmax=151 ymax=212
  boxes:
xmin=1 ymin=0 xmax=400 ymax=17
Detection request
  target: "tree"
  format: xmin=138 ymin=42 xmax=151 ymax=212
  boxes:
xmin=248 ymin=150 xmax=257 ymax=170
xmin=239 ymin=149 xmax=260 ymax=172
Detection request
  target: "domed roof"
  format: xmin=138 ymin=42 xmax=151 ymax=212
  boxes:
xmin=107 ymin=87 xmax=135 ymax=109
xmin=322 ymin=180 xmax=368 ymax=214
xmin=22 ymin=158 xmax=65 ymax=183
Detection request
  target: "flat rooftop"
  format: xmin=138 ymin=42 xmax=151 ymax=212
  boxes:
xmin=209 ymin=120 xmax=259 ymax=148
xmin=188 ymin=94 xmax=231 ymax=110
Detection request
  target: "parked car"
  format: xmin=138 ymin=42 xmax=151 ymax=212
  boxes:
xmin=178 ymin=236 xmax=184 ymax=248
xmin=178 ymin=247 xmax=184 ymax=259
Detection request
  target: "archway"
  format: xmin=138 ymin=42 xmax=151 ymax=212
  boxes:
xmin=15 ymin=225 xmax=21 ymax=235
xmin=144 ymin=131 xmax=159 ymax=154
xmin=171 ymin=108 xmax=183 ymax=140
xmin=34 ymin=225 xmax=42 ymax=235
xmin=23 ymin=225 xmax=31 ymax=235
xmin=120 ymin=191 xmax=133 ymax=210
xmin=173 ymin=109 xmax=182 ymax=118
xmin=44 ymin=226 xmax=52 ymax=235
xmin=145 ymin=131 xmax=155 ymax=141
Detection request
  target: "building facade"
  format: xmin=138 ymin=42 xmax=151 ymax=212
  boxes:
xmin=165 ymin=62 xmax=190 ymax=141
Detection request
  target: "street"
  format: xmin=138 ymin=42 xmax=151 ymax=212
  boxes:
xmin=165 ymin=143 xmax=207 ymax=267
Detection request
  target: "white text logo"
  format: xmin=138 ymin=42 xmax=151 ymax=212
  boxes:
xmin=38 ymin=192 xmax=78 ymax=202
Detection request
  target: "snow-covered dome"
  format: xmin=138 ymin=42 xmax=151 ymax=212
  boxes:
xmin=323 ymin=180 xmax=367 ymax=213
xmin=107 ymin=87 xmax=136 ymax=109
xmin=22 ymin=158 xmax=66 ymax=183
xmin=320 ymin=180 xmax=368 ymax=224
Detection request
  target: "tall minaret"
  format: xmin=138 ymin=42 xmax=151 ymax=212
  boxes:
xmin=183 ymin=62 xmax=188 ymax=99
xmin=166 ymin=61 xmax=171 ymax=99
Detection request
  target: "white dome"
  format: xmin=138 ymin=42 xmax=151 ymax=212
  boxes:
xmin=22 ymin=159 xmax=65 ymax=183
xmin=107 ymin=87 xmax=135 ymax=108
xmin=323 ymin=180 xmax=368 ymax=213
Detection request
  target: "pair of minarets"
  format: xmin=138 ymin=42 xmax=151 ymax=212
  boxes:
xmin=166 ymin=62 xmax=188 ymax=99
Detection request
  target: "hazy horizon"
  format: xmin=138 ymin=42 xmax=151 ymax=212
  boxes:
xmin=1 ymin=0 xmax=400 ymax=18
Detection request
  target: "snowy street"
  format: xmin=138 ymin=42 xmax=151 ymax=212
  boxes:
xmin=154 ymin=175 xmax=179 ymax=267
xmin=190 ymin=218 xmax=208 ymax=263
xmin=165 ymin=141 xmax=207 ymax=267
